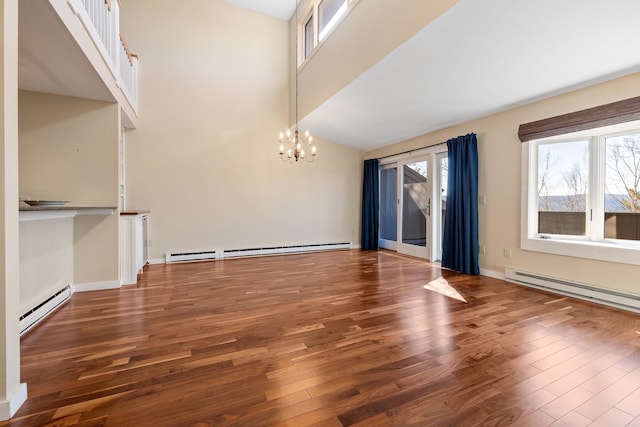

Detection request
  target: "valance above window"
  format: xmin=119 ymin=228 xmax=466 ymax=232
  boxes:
xmin=518 ymin=96 xmax=640 ymax=142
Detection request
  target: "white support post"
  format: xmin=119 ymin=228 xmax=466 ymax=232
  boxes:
xmin=0 ymin=0 xmax=27 ymax=420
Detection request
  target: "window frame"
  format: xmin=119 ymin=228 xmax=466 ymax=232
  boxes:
xmin=297 ymin=0 xmax=357 ymax=68
xmin=301 ymin=11 xmax=315 ymax=62
xmin=521 ymin=121 xmax=640 ymax=266
xmin=318 ymin=0 xmax=348 ymax=42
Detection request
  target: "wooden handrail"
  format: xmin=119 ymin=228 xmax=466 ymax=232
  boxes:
xmin=105 ymin=0 xmax=122 ymax=10
xmin=119 ymin=33 xmax=137 ymax=65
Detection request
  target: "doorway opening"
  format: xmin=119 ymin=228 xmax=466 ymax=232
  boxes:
xmin=378 ymin=149 xmax=448 ymax=261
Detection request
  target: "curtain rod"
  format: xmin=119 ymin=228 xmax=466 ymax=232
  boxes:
xmin=377 ymin=140 xmax=447 ymax=160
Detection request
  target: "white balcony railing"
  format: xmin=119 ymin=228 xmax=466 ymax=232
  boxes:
xmin=119 ymin=33 xmax=138 ymax=111
xmin=80 ymin=0 xmax=117 ymax=63
xmin=69 ymin=0 xmax=138 ymax=113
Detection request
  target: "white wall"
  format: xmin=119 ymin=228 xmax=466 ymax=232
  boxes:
xmin=121 ymin=0 xmax=362 ymax=260
xmin=366 ymin=72 xmax=640 ymax=295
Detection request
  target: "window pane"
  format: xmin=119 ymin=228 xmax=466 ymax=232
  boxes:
xmin=380 ymin=168 xmax=397 ymax=242
xmin=318 ymin=0 xmax=347 ymax=41
xmin=303 ymin=15 xmax=313 ymax=60
xmin=537 ymin=140 xmax=589 ymax=236
xmin=402 ymin=162 xmax=427 ymax=246
xmin=604 ymin=132 xmax=640 ymax=241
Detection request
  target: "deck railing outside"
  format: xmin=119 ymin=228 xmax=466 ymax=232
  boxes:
xmin=539 ymin=211 xmax=640 ymax=240
xmin=69 ymin=0 xmax=138 ymax=112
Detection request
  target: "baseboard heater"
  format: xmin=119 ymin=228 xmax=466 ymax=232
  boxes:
xmin=166 ymin=242 xmax=351 ymax=263
xmin=505 ymin=268 xmax=640 ymax=313
xmin=19 ymin=285 xmax=72 ymax=335
xmin=166 ymin=250 xmax=218 ymax=263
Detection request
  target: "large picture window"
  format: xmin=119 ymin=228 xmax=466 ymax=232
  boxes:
xmin=522 ymin=125 xmax=640 ymax=265
xmin=605 ymin=132 xmax=640 ymax=240
xmin=537 ymin=139 xmax=589 ymax=237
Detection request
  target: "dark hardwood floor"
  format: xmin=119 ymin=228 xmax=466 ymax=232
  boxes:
xmin=4 ymin=250 xmax=640 ymax=426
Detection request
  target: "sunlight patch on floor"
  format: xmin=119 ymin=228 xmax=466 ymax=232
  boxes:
xmin=424 ymin=277 xmax=467 ymax=303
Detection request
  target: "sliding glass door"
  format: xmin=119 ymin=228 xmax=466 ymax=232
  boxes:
xmin=379 ymin=166 xmax=398 ymax=250
xmin=397 ymin=159 xmax=430 ymax=258
xmin=379 ymin=150 xmax=447 ymax=261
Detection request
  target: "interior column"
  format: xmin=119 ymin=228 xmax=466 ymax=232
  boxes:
xmin=0 ymin=0 xmax=27 ymax=420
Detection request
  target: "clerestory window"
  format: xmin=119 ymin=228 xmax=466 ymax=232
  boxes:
xmin=298 ymin=0 xmax=355 ymax=66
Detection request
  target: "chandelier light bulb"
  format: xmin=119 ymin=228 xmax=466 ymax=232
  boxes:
xmin=312 ymin=145 xmax=316 ymax=155
xmin=305 ymin=130 xmax=309 ymax=137
xmin=279 ymin=144 xmax=284 ymax=154
xmin=286 ymin=129 xmax=291 ymax=138
xmin=279 ymin=132 xmax=283 ymax=141
xmin=296 ymin=142 xmax=301 ymax=150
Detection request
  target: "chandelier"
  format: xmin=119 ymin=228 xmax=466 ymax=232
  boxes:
xmin=278 ymin=0 xmax=316 ymax=163
xmin=278 ymin=129 xmax=315 ymax=162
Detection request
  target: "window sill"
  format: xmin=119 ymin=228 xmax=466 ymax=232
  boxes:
xmin=521 ymin=236 xmax=640 ymax=266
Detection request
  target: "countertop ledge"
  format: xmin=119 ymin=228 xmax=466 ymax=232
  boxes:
xmin=20 ymin=205 xmax=117 ymax=212
xmin=19 ymin=206 xmax=117 ymax=222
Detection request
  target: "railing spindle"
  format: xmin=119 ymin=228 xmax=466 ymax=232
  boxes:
xmin=71 ymin=0 xmax=138 ymax=112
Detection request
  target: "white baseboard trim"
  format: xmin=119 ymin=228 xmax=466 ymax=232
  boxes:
xmin=0 ymin=383 xmax=27 ymax=420
xmin=350 ymin=243 xmax=361 ymax=249
xmin=480 ymin=268 xmax=505 ymax=280
xmin=148 ymin=258 xmax=165 ymax=265
xmin=72 ymin=280 xmax=121 ymax=293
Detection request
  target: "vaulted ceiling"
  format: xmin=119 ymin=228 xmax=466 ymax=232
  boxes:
xmin=20 ymin=0 xmax=640 ymax=152
xmin=226 ymin=0 xmax=640 ymax=151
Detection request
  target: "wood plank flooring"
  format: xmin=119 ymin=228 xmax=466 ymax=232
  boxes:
xmin=4 ymin=250 xmax=640 ymax=426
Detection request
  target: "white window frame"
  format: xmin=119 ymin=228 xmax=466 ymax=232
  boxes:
xmin=297 ymin=0 xmax=358 ymax=68
xmin=521 ymin=121 xmax=640 ymax=266
xmin=301 ymin=10 xmax=315 ymax=62
xmin=378 ymin=146 xmax=448 ymax=262
xmin=318 ymin=0 xmax=349 ymax=42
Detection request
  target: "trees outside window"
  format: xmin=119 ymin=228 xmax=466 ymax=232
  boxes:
xmin=533 ymin=131 xmax=640 ymax=242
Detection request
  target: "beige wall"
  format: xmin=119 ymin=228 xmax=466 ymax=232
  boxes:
xmin=18 ymin=91 xmax=120 ymax=284
xmin=366 ymin=72 xmax=640 ymax=295
xmin=121 ymin=0 xmax=362 ymax=260
xmin=19 ymin=217 xmax=73 ymax=312
xmin=295 ymin=0 xmax=458 ymax=121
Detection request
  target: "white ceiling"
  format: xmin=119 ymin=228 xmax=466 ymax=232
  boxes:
xmin=19 ymin=0 xmax=113 ymax=102
xmin=299 ymin=0 xmax=640 ymax=150
xmin=222 ymin=0 xmax=296 ymax=21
